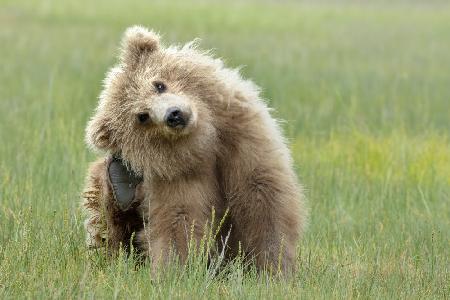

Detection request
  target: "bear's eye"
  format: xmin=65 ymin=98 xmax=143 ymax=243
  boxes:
xmin=153 ymin=81 xmax=167 ymax=93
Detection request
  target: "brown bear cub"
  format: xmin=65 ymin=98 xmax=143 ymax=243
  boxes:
xmin=82 ymin=26 xmax=307 ymax=274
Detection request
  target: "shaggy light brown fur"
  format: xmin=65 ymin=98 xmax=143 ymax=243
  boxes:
xmin=82 ymin=26 xmax=307 ymax=274
xmin=82 ymin=157 xmax=146 ymax=252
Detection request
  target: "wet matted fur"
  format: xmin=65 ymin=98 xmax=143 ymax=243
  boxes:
xmin=82 ymin=26 xmax=308 ymax=274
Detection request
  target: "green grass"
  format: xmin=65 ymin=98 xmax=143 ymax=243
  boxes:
xmin=1 ymin=0 xmax=449 ymax=298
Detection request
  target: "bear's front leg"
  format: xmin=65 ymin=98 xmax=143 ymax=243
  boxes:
xmin=137 ymin=172 xmax=221 ymax=270
xmin=220 ymin=144 xmax=307 ymax=275
xmin=82 ymin=157 xmax=145 ymax=254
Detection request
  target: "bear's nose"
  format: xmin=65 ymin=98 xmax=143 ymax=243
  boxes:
xmin=165 ymin=107 xmax=188 ymax=128
xmin=136 ymin=112 xmax=150 ymax=125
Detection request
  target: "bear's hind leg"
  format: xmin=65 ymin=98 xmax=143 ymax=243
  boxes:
xmin=81 ymin=157 xmax=145 ymax=254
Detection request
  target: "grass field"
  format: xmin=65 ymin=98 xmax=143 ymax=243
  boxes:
xmin=1 ymin=0 xmax=449 ymax=298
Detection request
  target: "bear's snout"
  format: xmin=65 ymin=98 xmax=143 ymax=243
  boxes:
xmin=164 ymin=107 xmax=190 ymax=128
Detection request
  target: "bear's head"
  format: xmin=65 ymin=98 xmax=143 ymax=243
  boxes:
xmin=86 ymin=26 xmax=236 ymax=179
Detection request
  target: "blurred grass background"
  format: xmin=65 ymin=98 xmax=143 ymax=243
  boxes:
xmin=0 ymin=0 xmax=449 ymax=298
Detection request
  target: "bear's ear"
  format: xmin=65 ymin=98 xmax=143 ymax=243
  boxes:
xmin=120 ymin=25 xmax=160 ymax=68
xmin=85 ymin=114 xmax=116 ymax=152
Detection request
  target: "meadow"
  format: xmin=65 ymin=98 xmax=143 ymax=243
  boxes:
xmin=0 ymin=0 xmax=449 ymax=298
